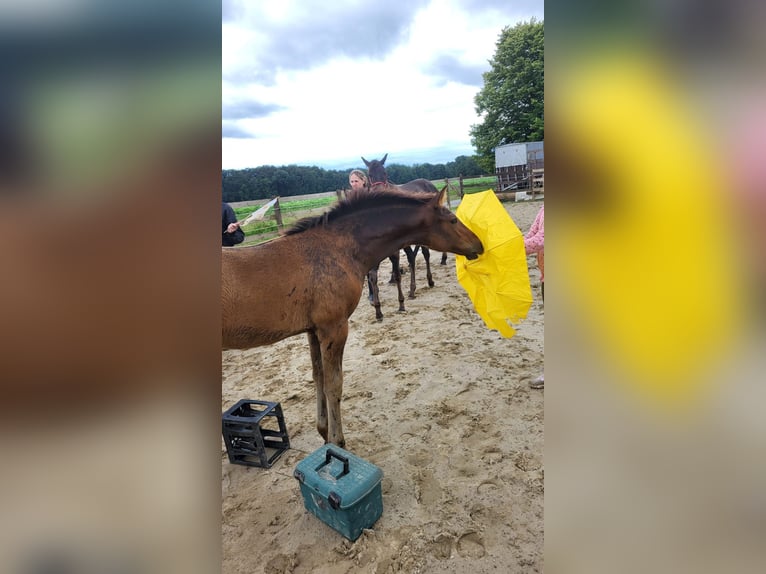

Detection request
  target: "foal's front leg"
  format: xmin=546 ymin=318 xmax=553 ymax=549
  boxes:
xmin=307 ymin=331 xmax=327 ymax=442
xmin=317 ymin=321 xmax=349 ymax=448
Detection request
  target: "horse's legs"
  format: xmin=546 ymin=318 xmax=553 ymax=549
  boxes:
xmin=404 ymin=246 xmax=418 ymax=299
xmin=316 ymin=321 xmax=349 ymax=447
xmin=367 ymin=271 xmax=374 ymax=300
xmin=422 ymin=247 xmax=435 ymax=288
xmin=307 ymin=331 xmax=327 ymax=442
xmin=388 ymin=249 xmax=399 ymax=284
xmin=440 ymin=252 xmax=448 ymax=265
xmin=390 ymin=253 xmax=405 ymax=312
xmin=367 ymin=265 xmax=383 ymax=321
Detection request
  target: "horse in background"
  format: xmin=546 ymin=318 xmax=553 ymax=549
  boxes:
xmin=363 ymin=154 xmax=449 ymax=308
xmin=367 ymin=251 xmax=406 ymax=321
xmin=222 ymin=188 xmax=483 ymax=447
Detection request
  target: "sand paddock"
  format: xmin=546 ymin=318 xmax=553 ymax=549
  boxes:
xmin=222 ymin=199 xmax=544 ymax=574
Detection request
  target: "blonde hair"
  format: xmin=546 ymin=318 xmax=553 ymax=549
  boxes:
xmin=349 ymin=169 xmax=368 ymax=185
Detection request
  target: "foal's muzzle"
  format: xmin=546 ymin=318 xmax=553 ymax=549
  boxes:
xmin=465 ymin=241 xmax=484 ymax=260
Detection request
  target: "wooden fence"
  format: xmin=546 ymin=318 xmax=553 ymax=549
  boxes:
xmin=234 ymin=174 xmax=530 ymax=246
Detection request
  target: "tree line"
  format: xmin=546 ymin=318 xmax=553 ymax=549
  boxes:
xmin=222 ymin=155 xmax=485 ymax=202
xmin=223 ymin=19 xmax=544 ymax=202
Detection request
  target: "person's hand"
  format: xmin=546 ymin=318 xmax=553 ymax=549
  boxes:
xmin=227 ymin=222 xmax=240 ymax=234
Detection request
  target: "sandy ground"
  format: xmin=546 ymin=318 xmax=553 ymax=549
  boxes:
xmin=222 ymin=199 xmax=544 ymax=574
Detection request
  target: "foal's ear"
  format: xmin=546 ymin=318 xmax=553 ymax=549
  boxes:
xmin=381 ymin=153 xmax=388 ymax=165
xmin=429 ymin=186 xmax=447 ymax=207
xmin=362 ymin=156 xmax=370 ymax=167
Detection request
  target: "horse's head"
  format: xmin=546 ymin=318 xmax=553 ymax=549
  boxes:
xmin=422 ymin=188 xmax=484 ymax=260
xmin=362 ymin=154 xmax=388 ymax=186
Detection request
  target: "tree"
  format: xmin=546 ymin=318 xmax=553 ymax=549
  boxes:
xmin=470 ymin=19 xmax=544 ymax=173
xmin=446 ymin=155 xmax=483 ymax=178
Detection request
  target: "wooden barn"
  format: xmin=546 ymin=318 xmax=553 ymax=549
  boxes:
xmin=495 ymin=141 xmax=544 ymax=194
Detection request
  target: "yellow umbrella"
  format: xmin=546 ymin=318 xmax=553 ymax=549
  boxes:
xmin=455 ymin=190 xmax=534 ymax=338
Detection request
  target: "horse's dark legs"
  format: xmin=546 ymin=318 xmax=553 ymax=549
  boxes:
xmin=440 ymin=252 xmax=448 ymax=265
xmin=388 ymin=250 xmax=399 ymax=284
xmin=390 ymin=253 xmax=405 ymax=312
xmin=404 ymin=246 xmax=418 ymax=299
xmin=367 ymin=273 xmax=374 ymax=300
xmin=316 ymin=321 xmax=348 ymax=447
xmin=307 ymin=331 xmax=328 ymax=442
xmin=422 ymin=247 xmax=435 ymax=288
xmin=367 ymin=266 xmax=384 ymax=321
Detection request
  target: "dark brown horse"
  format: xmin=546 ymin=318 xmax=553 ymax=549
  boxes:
xmin=362 ymin=154 xmax=448 ymax=315
xmin=366 ymin=251 xmax=406 ymax=321
xmin=222 ymin=188 xmax=483 ymax=446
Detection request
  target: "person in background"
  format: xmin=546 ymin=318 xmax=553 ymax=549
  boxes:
xmin=222 ymin=201 xmax=245 ymax=247
xmin=524 ymin=203 xmax=544 ymax=389
xmin=349 ymin=169 xmax=375 ymax=299
xmin=349 ymin=169 xmax=369 ymax=192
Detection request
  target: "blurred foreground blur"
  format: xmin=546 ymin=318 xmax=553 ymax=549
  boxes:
xmin=547 ymin=0 xmax=766 ymax=572
xmin=0 ymin=3 xmax=221 ymax=573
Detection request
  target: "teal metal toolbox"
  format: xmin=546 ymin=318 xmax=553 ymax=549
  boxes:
xmin=293 ymin=445 xmax=384 ymax=541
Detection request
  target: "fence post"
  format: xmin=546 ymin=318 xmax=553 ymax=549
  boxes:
xmin=273 ymin=197 xmax=283 ymax=229
xmin=459 ymin=174 xmax=464 ymax=197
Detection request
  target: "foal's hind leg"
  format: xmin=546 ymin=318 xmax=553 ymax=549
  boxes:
xmin=367 ymin=267 xmax=383 ymax=321
xmin=422 ymin=247 xmax=435 ymax=288
xmin=440 ymin=252 xmax=448 ymax=265
xmin=316 ymin=321 xmax=349 ymax=447
xmin=307 ymin=331 xmax=327 ymax=442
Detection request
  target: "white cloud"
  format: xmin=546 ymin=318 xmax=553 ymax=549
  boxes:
xmin=222 ymin=0 xmax=543 ymax=169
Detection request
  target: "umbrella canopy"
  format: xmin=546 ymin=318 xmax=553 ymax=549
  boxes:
xmin=455 ymin=190 xmax=533 ymax=338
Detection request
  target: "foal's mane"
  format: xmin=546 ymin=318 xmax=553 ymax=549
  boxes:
xmin=284 ymin=189 xmax=431 ymax=236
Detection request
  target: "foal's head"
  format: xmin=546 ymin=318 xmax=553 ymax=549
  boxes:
xmin=419 ymin=188 xmax=483 ymax=260
xmin=362 ymin=154 xmax=388 ymax=186
xmin=284 ymin=187 xmax=483 ymax=259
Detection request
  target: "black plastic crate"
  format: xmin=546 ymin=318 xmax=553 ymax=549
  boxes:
xmin=222 ymin=399 xmax=290 ymax=468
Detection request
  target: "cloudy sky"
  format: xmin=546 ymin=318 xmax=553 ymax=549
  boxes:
xmin=222 ymin=0 xmax=543 ymax=170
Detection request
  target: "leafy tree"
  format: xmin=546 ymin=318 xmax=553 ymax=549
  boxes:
xmin=446 ymin=155 xmax=484 ymax=178
xmin=385 ymin=163 xmax=414 ymax=184
xmin=470 ymin=19 xmax=544 ymax=172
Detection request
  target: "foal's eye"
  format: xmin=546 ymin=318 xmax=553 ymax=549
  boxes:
xmin=451 ymin=217 xmax=458 ymax=224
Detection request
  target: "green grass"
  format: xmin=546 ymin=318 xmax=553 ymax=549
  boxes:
xmin=431 ymin=175 xmax=497 ymax=198
xmin=233 ymin=196 xmax=337 ymax=221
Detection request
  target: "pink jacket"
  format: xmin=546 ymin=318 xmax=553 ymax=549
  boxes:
xmin=524 ymin=205 xmax=544 ymax=255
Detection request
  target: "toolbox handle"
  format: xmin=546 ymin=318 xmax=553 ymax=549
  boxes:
xmin=325 ymin=449 xmax=350 ymax=477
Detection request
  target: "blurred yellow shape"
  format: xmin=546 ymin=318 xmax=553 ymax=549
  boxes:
xmin=456 ymin=189 xmax=534 ymax=338
xmin=555 ymin=51 xmax=744 ymax=407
